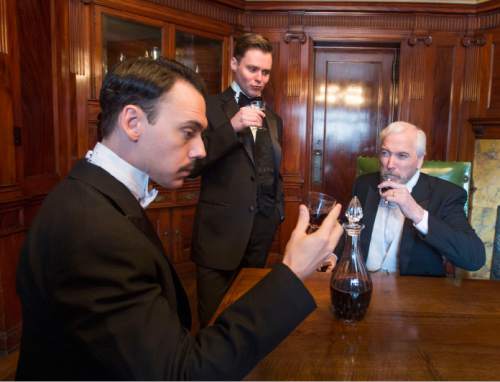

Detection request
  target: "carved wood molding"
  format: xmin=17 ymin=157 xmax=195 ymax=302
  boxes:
xmin=0 ymin=0 xmax=8 ymax=54
xmin=408 ymin=45 xmax=426 ymax=100
xmin=286 ymin=40 xmax=302 ymax=97
xmin=284 ymin=31 xmax=306 ymax=44
xmin=113 ymin=0 xmax=240 ymax=25
xmin=463 ymin=44 xmax=482 ymax=102
xmin=70 ymin=0 xmax=87 ymax=75
xmin=462 ymin=34 xmax=487 ymax=46
xmin=89 ymin=0 xmax=500 ymax=31
xmin=470 ymin=118 xmax=500 ymax=139
xmin=408 ymin=34 xmax=433 ymax=46
xmin=479 ymin=9 xmax=500 ymax=29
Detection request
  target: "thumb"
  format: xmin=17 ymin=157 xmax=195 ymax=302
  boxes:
xmin=292 ymin=204 xmax=310 ymax=236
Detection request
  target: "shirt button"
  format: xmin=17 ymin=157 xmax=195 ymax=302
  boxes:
xmin=250 ymin=176 xmax=255 ymax=181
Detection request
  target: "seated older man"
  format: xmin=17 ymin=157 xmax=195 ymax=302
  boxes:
xmin=343 ymin=121 xmax=485 ymax=276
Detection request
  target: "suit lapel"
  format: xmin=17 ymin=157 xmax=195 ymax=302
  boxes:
xmin=220 ymin=88 xmax=255 ymax=165
xmin=399 ymin=173 xmax=431 ymax=272
xmin=265 ymin=112 xmax=282 ymax=171
xmin=69 ymin=160 xmax=192 ymax=329
xmin=361 ymin=181 xmax=381 ymax=260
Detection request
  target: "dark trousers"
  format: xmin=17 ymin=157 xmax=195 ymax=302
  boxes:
xmin=196 ymin=209 xmax=280 ymax=327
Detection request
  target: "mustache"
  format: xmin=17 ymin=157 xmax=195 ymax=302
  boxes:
xmin=178 ymin=162 xmax=195 ymax=173
xmin=380 ymin=171 xmax=401 ymax=181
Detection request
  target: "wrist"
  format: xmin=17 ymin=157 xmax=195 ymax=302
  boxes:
xmin=412 ymin=206 xmax=425 ymax=224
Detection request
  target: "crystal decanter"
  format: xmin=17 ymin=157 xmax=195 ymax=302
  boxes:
xmin=330 ymin=196 xmax=373 ymax=322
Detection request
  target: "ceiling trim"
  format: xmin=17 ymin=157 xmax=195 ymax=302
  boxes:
xmin=212 ymin=0 xmax=500 ymax=14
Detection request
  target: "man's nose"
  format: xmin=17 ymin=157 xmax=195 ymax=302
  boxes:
xmin=190 ymin=135 xmax=206 ymax=159
xmin=254 ymin=71 xmax=262 ymax=83
xmin=386 ymin=154 xmax=396 ymax=169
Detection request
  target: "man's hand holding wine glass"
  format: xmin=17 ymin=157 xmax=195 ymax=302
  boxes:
xmin=378 ymin=177 xmax=425 ymax=224
xmin=282 ymin=203 xmax=343 ymax=281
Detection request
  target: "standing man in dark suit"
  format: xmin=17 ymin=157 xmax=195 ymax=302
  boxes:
xmin=16 ymin=57 xmax=344 ymax=380
xmin=350 ymin=121 xmax=485 ymax=276
xmin=190 ymin=33 xmax=285 ymax=326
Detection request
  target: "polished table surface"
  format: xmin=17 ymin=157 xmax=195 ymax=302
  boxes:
xmin=216 ymin=269 xmax=500 ymax=380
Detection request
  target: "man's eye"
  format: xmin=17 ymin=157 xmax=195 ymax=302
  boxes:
xmin=380 ymin=150 xmax=389 ymax=157
xmin=262 ymin=70 xmax=271 ymax=76
xmin=183 ymin=130 xmax=195 ymax=140
xmin=398 ymin=153 xmax=409 ymax=159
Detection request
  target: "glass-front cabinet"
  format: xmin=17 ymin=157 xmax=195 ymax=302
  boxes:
xmin=175 ymin=29 xmax=224 ymax=95
xmin=95 ymin=7 xmax=226 ymax=98
xmin=102 ymin=15 xmax=162 ymax=75
xmin=91 ymin=6 xmax=229 ymax=266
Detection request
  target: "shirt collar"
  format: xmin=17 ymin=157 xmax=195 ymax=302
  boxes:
xmin=231 ymin=81 xmax=248 ymax=104
xmin=85 ymin=142 xmax=158 ymax=208
xmin=405 ymin=169 xmax=420 ymax=193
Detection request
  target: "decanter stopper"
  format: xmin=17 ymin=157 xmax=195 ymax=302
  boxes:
xmin=344 ymin=196 xmax=364 ymax=235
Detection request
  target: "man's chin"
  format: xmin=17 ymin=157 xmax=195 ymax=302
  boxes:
xmin=170 ymin=178 xmax=185 ymax=189
xmin=157 ymin=177 xmax=184 ymax=190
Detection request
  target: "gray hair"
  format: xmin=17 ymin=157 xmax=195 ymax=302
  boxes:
xmin=380 ymin=121 xmax=426 ymax=157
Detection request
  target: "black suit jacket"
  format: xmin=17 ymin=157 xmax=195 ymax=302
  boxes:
xmin=350 ymin=172 xmax=485 ymax=276
xmin=16 ymin=160 xmax=315 ymax=380
xmin=190 ymin=87 xmax=284 ymax=270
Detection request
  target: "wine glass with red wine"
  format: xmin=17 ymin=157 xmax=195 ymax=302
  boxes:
xmin=379 ymin=174 xmax=393 ymax=204
xmin=305 ymin=191 xmax=336 ymax=233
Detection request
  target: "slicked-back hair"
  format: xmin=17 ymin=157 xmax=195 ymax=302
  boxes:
xmin=98 ymin=57 xmax=207 ymax=138
xmin=233 ymin=33 xmax=273 ymax=62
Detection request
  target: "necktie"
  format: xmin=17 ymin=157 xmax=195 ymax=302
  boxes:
xmin=238 ymin=93 xmax=261 ymax=108
xmin=383 ymin=204 xmax=403 ymax=256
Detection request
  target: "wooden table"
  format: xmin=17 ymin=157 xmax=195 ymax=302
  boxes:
xmin=216 ymin=269 xmax=500 ymax=380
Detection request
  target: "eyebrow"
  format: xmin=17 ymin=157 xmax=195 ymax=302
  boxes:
xmin=380 ymin=147 xmax=409 ymax=155
xmin=181 ymin=121 xmax=204 ymax=132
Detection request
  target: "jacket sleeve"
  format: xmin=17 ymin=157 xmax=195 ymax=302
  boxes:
xmin=419 ymin=186 xmax=485 ymax=271
xmin=51 ymin=222 xmax=315 ymax=380
xmin=275 ymin=114 xmax=285 ymax=221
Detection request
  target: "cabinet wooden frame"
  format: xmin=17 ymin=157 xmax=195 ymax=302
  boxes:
xmin=172 ymin=24 xmax=231 ymax=93
xmin=92 ymin=6 xmax=169 ymax=98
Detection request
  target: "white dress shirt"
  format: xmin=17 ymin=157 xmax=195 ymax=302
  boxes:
xmin=85 ymin=142 xmax=158 ymax=208
xmin=365 ymin=170 xmax=428 ymax=273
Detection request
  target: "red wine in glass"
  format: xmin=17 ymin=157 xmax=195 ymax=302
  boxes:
xmin=308 ymin=211 xmax=328 ymax=232
xmin=306 ymin=191 xmax=336 ymax=233
xmin=379 ymin=174 xmax=393 ymax=203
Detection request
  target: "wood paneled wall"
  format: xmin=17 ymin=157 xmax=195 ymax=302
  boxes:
xmin=2 ymin=0 xmax=500 ymax=354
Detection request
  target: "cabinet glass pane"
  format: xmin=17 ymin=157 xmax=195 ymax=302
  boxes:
xmin=175 ymin=31 xmax=222 ymax=95
xmin=102 ymin=15 xmax=161 ymax=74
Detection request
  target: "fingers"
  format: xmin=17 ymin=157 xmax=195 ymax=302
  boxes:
xmin=316 ymin=203 xmax=342 ymax=235
xmin=328 ymin=220 xmax=344 ymax=250
xmin=291 ymin=204 xmax=310 ymax=238
xmin=379 ymin=180 xmax=404 ymax=190
xmin=242 ymin=106 xmax=266 ymax=118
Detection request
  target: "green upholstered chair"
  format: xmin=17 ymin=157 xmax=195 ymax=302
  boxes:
xmin=356 ymin=156 xmax=472 ymax=216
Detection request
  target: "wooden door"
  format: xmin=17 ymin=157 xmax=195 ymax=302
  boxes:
xmin=311 ymin=46 xmax=398 ymax=208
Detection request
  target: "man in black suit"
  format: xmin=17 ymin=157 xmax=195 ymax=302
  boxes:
xmin=349 ymin=121 xmax=485 ymax=276
xmin=190 ymin=33 xmax=285 ymax=326
xmin=16 ymin=57 xmax=344 ymax=380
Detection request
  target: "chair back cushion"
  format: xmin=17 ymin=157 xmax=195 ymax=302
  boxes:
xmin=356 ymin=156 xmax=471 ymax=215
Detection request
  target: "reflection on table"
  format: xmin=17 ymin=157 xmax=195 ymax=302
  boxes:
xmin=215 ymin=268 xmax=500 ymax=380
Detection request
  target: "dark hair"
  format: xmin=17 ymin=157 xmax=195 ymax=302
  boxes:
xmin=98 ymin=57 xmax=207 ymax=138
xmin=233 ymin=33 xmax=273 ymax=62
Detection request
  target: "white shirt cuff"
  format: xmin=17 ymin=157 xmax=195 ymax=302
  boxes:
xmin=414 ymin=209 xmax=429 ymax=235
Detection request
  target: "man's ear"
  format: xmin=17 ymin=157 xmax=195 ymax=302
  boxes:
xmin=117 ymin=105 xmax=144 ymax=142
xmin=417 ymin=155 xmax=424 ymax=169
xmin=230 ymin=57 xmax=239 ymax=72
